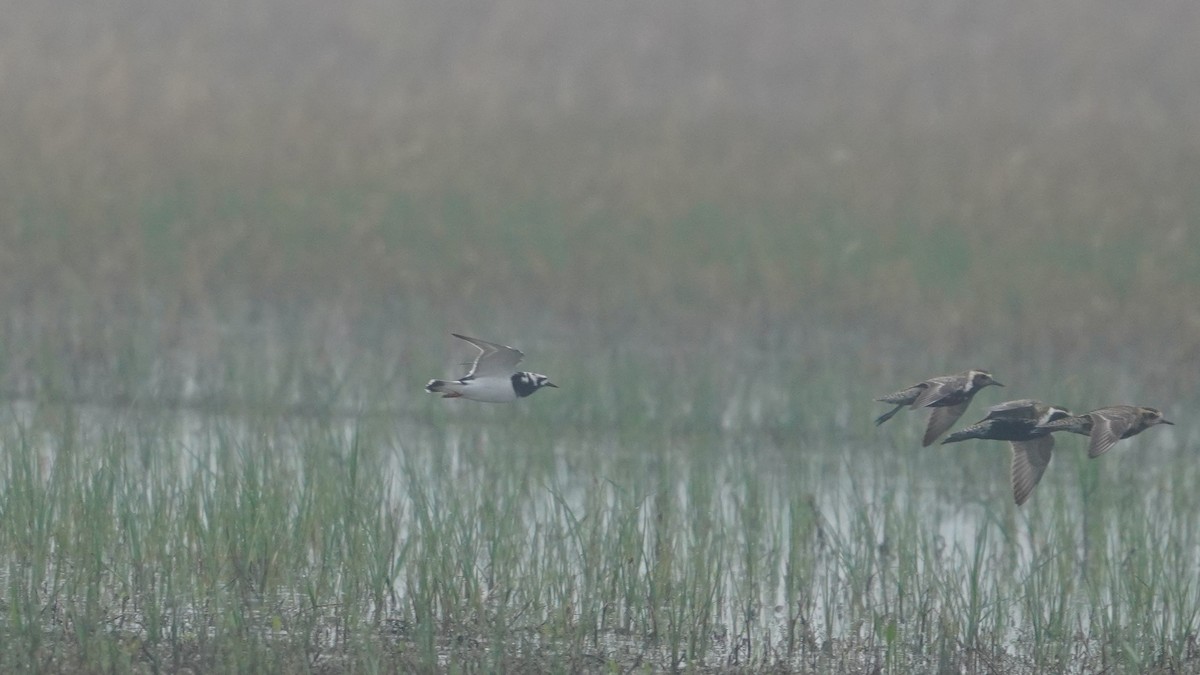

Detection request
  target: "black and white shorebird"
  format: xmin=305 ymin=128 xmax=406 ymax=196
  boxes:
xmin=425 ymin=333 xmax=558 ymax=402
xmin=1035 ymin=405 xmax=1173 ymax=458
xmin=941 ymin=399 xmax=1073 ymax=506
xmin=874 ymin=369 xmax=1004 ymax=446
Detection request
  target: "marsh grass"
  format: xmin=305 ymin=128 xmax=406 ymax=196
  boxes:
xmin=2 ymin=316 xmax=1196 ymax=673
xmin=3 ymin=1 xmax=1200 ymax=671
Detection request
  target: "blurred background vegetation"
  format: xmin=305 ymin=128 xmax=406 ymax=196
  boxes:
xmin=1 ymin=0 xmax=1198 ymax=397
xmin=2 ymin=3 xmax=1198 ymax=670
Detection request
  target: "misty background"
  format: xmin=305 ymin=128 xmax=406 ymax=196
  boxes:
xmin=1 ymin=0 xmax=1198 ymax=395
xmin=4 ymin=4 xmax=1200 ymax=671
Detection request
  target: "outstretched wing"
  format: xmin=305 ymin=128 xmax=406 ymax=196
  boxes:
xmin=1086 ymin=407 xmax=1138 ymax=458
xmin=1011 ymin=435 xmax=1054 ymax=506
xmin=923 ymin=401 xmax=969 ymax=446
xmin=452 ymin=333 xmax=524 ymax=378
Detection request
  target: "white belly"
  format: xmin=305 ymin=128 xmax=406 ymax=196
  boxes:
xmin=458 ymin=377 xmax=519 ymax=402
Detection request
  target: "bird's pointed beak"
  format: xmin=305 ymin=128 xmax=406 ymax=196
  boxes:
xmin=1162 ymin=418 xmax=1174 ymax=425
xmin=546 ymin=382 xmax=559 ymax=388
xmin=992 ymin=381 xmax=1005 ymax=387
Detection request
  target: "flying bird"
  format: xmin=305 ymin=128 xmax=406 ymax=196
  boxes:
xmin=425 ymin=333 xmax=558 ymax=402
xmin=942 ymin=399 xmax=1073 ymax=506
xmin=1036 ymin=405 xmax=1173 ymax=458
xmin=874 ymin=369 xmax=1004 ymax=446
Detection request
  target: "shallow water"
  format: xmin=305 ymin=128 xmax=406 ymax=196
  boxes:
xmin=1 ymin=336 xmax=1195 ymax=672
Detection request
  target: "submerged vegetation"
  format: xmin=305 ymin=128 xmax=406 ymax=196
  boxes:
xmin=1 ymin=0 xmax=1199 ymax=672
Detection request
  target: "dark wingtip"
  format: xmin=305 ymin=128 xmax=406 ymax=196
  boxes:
xmin=874 ymin=406 xmax=900 ymax=426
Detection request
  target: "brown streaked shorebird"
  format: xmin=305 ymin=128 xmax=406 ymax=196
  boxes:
xmin=1036 ymin=405 xmax=1173 ymax=458
xmin=874 ymin=369 xmax=1004 ymax=446
xmin=942 ymin=399 xmax=1074 ymax=506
